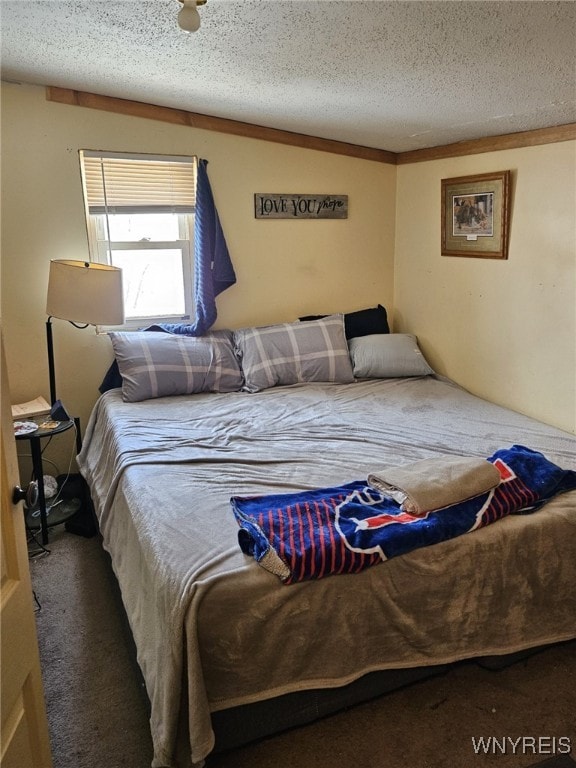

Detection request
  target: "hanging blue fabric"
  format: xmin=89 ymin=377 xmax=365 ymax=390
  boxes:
xmin=191 ymin=158 xmax=236 ymax=334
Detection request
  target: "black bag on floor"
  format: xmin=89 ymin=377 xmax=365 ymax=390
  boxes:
xmin=57 ymin=473 xmax=98 ymax=538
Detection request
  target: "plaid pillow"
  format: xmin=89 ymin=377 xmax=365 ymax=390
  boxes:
xmin=234 ymin=314 xmax=354 ymax=393
xmin=109 ymin=330 xmax=243 ymax=402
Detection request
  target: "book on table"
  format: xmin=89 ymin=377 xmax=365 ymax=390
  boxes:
xmin=11 ymin=396 xmax=51 ymax=420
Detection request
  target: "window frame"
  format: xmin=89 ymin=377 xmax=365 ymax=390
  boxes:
xmin=79 ymin=150 xmax=196 ymax=328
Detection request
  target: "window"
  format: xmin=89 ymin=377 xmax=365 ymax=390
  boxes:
xmin=79 ymin=151 xmax=196 ymax=326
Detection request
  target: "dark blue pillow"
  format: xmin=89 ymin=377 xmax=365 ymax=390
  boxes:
xmin=99 ymin=359 xmax=123 ymax=393
xmin=300 ymin=305 xmax=389 ymax=339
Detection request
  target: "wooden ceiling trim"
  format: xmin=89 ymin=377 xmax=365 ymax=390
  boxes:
xmin=46 ymin=87 xmax=575 ymax=166
xmin=396 ymin=123 xmax=576 ymax=164
xmin=46 ymin=87 xmax=397 ymax=165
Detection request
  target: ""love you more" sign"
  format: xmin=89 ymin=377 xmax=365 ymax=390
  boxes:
xmin=254 ymin=193 xmax=348 ymax=219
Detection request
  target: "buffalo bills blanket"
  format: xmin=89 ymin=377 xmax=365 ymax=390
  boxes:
xmin=231 ymin=445 xmax=576 ymax=584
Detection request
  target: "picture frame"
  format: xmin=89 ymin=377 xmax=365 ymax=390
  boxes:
xmin=441 ymin=171 xmax=511 ymax=259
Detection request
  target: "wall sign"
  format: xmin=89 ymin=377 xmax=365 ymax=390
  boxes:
xmin=254 ymin=193 xmax=348 ymax=219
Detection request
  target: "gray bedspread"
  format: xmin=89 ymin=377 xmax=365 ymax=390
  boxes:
xmin=77 ymin=376 xmax=576 ymax=768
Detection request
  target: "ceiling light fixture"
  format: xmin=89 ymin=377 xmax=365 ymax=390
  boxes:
xmin=177 ymin=0 xmax=207 ymax=33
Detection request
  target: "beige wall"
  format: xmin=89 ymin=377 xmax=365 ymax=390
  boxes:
xmin=395 ymin=142 xmax=576 ymax=433
xmin=1 ymin=81 xmax=575 ymax=466
xmin=1 ymin=83 xmax=395 ymax=442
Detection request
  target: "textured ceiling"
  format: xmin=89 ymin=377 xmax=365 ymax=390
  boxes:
xmin=1 ymin=0 xmax=575 ymax=153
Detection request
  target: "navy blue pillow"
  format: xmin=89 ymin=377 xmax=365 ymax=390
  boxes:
xmin=99 ymin=359 xmax=123 ymax=393
xmin=300 ymin=305 xmax=389 ymax=339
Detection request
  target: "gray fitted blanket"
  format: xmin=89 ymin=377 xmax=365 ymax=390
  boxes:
xmin=77 ymin=376 xmax=576 ymax=768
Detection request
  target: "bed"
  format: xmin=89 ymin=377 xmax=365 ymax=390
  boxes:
xmin=77 ymin=312 xmax=576 ymax=768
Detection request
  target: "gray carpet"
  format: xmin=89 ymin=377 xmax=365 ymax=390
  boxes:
xmin=30 ymin=529 xmax=153 ymax=768
xmin=528 ymin=757 xmax=576 ymax=768
xmin=31 ymin=528 xmax=576 ymax=768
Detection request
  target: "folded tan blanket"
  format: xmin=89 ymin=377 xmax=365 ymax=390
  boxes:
xmin=367 ymin=456 xmax=501 ymax=514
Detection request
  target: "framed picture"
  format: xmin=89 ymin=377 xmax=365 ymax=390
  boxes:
xmin=441 ymin=171 xmax=511 ymax=259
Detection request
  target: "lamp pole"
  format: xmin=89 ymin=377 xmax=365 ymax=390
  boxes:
xmin=46 ymin=316 xmax=57 ymax=405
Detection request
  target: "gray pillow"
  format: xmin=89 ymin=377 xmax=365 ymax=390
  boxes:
xmin=109 ymin=330 xmax=243 ymax=402
xmin=234 ymin=314 xmax=354 ymax=393
xmin=348 ymin=334 xmax=434 ymax=378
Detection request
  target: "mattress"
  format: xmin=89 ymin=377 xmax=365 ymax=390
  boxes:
xmin=77 ymin=375 xmax=576 ymax=767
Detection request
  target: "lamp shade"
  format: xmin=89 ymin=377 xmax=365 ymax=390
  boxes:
xmin=46 ymin=260 xmax=124 ymax=326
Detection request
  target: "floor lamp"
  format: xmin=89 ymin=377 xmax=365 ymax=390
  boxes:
xmin=46 ymin=259 xmax=124 ymax=405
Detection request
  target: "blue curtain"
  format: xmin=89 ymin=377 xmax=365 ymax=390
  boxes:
xmin=188 ymin=158 xmax=236 ymax=334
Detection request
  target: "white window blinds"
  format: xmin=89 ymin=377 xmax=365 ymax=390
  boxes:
xmin=80 ymin=151 xmax=197 ymax=214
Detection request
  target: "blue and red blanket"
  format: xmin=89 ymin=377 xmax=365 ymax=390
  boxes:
xmin=230 ymin=445 xmax=576 ymax=584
